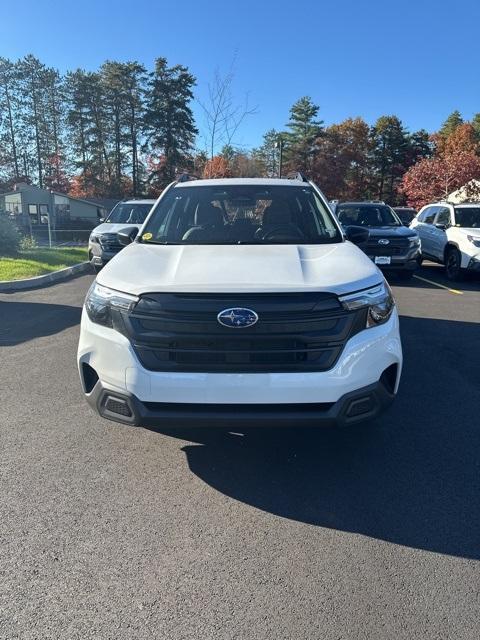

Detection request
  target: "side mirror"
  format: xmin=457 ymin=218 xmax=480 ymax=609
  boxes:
xmin=435 ymin=223 xmax=447 ymax=230
xmin=117 ymin=226 xmax=138 ymax=246
xmin=345 ymin=225 xmax=369 ymax=245
xmin=98 ymin=217 xmax=105 ymax=223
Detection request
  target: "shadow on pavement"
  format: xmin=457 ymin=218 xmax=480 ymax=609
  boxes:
xmin=0 ymin=301 xmax=81 ymax=345
xmin=149 ymin=315 xmax=480 ymax=559
xmin=394 ymin=263 xmax=480 ymax=291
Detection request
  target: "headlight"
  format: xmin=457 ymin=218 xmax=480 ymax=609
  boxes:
xmin=85 ymin=282 xmax=138 ymax=327
xmin=90 ymin=234 xmax=100 ymax=244
xmin=467 ymin=235 xmax=480 ymax=248
xmin=409 ymin=236 xmax=421 ymax=247
xmin=339 ymin=281 xmax=395 ymax=327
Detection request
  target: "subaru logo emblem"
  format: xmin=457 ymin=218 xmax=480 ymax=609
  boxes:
xmin=378 ymin=238 xmax=390 ymax=245
xmin=217 ymin=308 xmax=258 ymax=328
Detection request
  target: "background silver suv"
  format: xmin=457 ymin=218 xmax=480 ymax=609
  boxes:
xmin=88 ymin=199 xmax=155 ymax=271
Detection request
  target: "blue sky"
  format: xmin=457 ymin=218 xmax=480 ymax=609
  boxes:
xmin=2 ymin=0 xmax=479 ymax=149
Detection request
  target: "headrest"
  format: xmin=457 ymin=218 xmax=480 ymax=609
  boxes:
xmin=195 ymin=203 xmax=223 ymax=227
xmin=263 ymin=201 xmax=292 ymax=226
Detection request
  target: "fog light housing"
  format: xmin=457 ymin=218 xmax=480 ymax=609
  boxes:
xmin=346 ymin=396 xmax=375 ymax=417
xmin=103 ymin=396 xmax=132 ymax=417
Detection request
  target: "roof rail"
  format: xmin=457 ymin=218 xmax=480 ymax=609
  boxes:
xmin=176 ymin=173 xmax=198 ymax=183
xmin=285 ymin=171 xmax=310 ymax=183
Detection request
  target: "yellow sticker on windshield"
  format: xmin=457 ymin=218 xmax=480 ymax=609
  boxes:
xmin=142 ymin=232 xmax=153 ymax=241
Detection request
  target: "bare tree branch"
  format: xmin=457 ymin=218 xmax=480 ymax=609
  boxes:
xmin=198 ymin=59 xmax=258 ymax=159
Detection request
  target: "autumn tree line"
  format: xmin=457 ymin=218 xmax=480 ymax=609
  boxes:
xmin=1 ymin=54 xmax=480 ymax=208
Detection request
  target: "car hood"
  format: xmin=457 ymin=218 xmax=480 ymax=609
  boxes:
xmin=91 ymin=222 xmax=143 ymax=235
xmin=365 ymin=225 xmax=417 ymax=238
xmin=97 ymin=242 xmax=383 ymax=296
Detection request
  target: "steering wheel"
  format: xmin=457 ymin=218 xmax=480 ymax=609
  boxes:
xmin=257 ymin=224 xmax=306 ymax=241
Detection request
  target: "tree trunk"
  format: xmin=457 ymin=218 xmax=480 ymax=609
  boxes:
xmin=115 ymin=105 xmax=121 ymax=182
xmin=130 ymin=103 xmax=137 ymax=196
xmin=4 ymin=82 xmax=19 ymax=177
xmin=50 ymin=83 xmax=60 ymax=185
xmin=31 ymin=80 xmax=43 ymax=188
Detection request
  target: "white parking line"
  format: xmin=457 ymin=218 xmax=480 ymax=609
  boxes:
xmin=413 ymin=274 xmax=463 ymax=295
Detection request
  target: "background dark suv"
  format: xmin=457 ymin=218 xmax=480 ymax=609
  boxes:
xmin=333 ymin=201 xmax=421 ymax=279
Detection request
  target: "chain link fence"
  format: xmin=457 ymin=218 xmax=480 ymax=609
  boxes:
xmin=29 ymin=227 xmax=93 ymax=247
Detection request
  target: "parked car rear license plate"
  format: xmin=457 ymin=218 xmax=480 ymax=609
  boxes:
xmin=374 ymin=256 xmax=391 ymax=265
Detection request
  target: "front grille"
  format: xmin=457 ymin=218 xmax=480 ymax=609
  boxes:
xmin=116 ymin=293 xmax=367 ymax=373
xmin=99 ymin=234 xmax=123 ymax=253
xmin=366 ymin=237 xmax=409 ymax=256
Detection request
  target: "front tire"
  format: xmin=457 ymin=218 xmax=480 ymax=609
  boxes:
xmin=445 ymin=247 xmax=463 ymax=281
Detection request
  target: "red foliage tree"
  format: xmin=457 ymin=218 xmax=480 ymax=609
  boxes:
xmin=202 ymin=155 xmax=231 ymax=179
xmin=312 ymin=117 xmax=371 ymax=200
xmin=444 ymin=123 xmax=479 ymax=156
xmin=401 ymin=152 xmax=480 ymax=210
xmin=68 ymin=173 xmax=92 ymax=199
xmin=43 ymin=153 xmax=71 ymax=193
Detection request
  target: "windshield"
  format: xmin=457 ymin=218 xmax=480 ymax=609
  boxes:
xmin=394 ymin=208 xmax=416 ymax=224
xmin=139 ymin=185 xmax=342 ymax=245
xmin=454 ymin=207 xmax=480 ymax=228
xmin=336 ymin=204 xmax=401 ymax=227
xmin=106 ymin=202 xmax=153 ymax=224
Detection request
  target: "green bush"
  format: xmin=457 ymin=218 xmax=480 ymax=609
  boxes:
xmin=19 ymin=234 xmax=37 ymax=250
xmin=0 ymin=215 xmax=20 ymax=256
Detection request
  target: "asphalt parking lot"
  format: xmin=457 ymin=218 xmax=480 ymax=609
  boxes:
xmin=1 ymin=265 xmax=479 ymax=640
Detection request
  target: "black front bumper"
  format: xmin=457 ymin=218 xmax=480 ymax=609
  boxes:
xmin=368 ymin=256 xmax=419 ymax=272
xmin=84 ymin=378 xmax=395 ymax=429
xmin=89 ymin=244 xmax=120 ymax=267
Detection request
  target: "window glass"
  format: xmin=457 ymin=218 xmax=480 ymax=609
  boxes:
xmin=54 ymin=196 xmax=70 ymax=224
xmin=454 ymin=207 xmax=480 ymax=228
xmin=28 ymin=204 xmax=39 ymax=224
xmin=106 ymin=203 xmax=153 ymax=224
xmin=394 ymin=208 xmax=416 ymax=225
xmin=5 ymin=192 xmax=21 ymax=214
xmin=420 ymin=206 xmax=438 ymax=224
xmin=336 ymin=204 xmax=401 ymax=227
xmin=140 ymin=185 xmax=342 ymax=245
xmin=39 ymin=205 xmax=49 ymax=224
xmin=435 ymin=207 xmax=451 ymax=226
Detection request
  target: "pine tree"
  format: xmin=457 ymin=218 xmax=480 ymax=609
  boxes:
xmin=284 ymin=97 xmax=323 ymax=173
xmin=407 ymin=129 xmax=433 ymax=165
xmin=0 ymin=57 xmax=21 ymax=179
xmin=472 ymin=113 xmax=480 ymax=148
xmin=66 ymin=69 xmax=112 ymax=195
xmin=439 ymin=110 xmax=463 ymax=139
xmin=101 ymin=61 xmax=126 ymax=190
xmin=370 ymin=116 xmax=410 ymax=203
xmin=122 ymin=62 xmax=147 ymax=196
xmin=17 ymin=55 xmax=51 ymax=187
xmin=143 ymin=57 xmax=197 ymax=188
xmin=252 ymin=129 xmax=280 ymax=176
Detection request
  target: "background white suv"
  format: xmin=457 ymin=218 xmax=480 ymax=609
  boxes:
xmin=411 ymin=202 xmax=480 ymax=280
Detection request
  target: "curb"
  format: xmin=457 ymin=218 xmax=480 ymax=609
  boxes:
xmin=0 ymin=262 xmax=91 ymax=292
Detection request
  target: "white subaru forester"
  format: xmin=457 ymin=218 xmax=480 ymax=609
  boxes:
xmin=78 ymin=176 xmax=402 ymax=428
